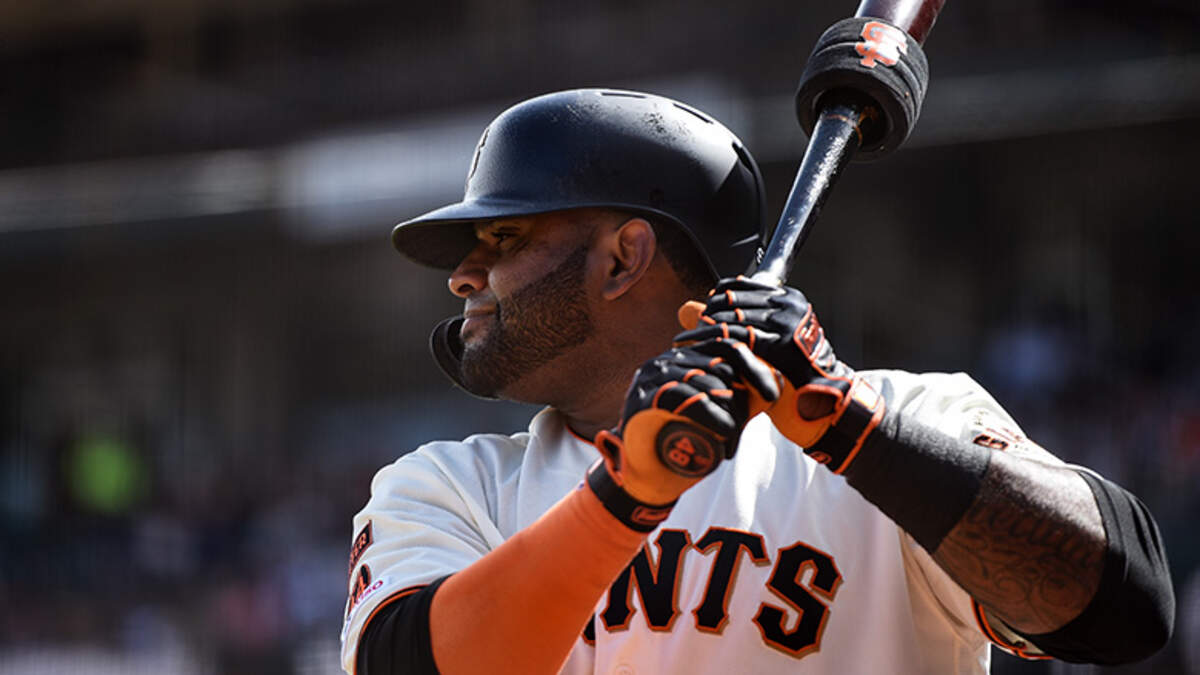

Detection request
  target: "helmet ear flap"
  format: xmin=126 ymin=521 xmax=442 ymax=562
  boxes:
xmin=430 ymin=316 xmax=499 ymax=400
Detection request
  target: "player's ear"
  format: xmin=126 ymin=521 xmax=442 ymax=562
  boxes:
xmin=600 ymin=216 xmax=656 ymax=300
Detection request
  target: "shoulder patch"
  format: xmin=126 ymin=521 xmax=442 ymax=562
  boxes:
xmin=967 ymin=409 xmax=1025 ymax=451
xmin=340 ymin=572 xmax=399 ymax=645
xmin=349 ymin=521 xmax=374 ymax=574
xmin=971 ymin=432 xmax=1011 ymax=450
xmin=346 ymin=565 xmax=384 ymax=620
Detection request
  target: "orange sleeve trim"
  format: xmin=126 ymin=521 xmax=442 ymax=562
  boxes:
xmin=971 ymin=599 xmax=1053 ymax=661
xmin=352 ymin=584 xmax=430 ymax=675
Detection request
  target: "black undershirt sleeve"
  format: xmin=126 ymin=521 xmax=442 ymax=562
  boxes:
xmin=1017 ymin=471 xmax=1174 ymax=664
xmin=356 ymin=575 xmax=451 ymax=675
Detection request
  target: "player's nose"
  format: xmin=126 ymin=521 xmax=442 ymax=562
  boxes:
xmin=448 ymin=243 xmax=493 ymax=298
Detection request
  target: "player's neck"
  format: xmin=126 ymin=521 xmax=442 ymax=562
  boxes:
xmin=554 ymin=368 xmax=629 ymax=442
xmin=554 ymin=285 xmax=700 ymax=441
xmin=559 ymin=409 xmax=618 ymax=443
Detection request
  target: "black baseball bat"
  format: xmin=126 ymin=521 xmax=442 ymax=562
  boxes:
xmin=658 ymin=0 xmax=949 ymax=477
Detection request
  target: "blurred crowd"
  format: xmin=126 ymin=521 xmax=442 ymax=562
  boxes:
xmin=0 ymin=419 xmax=363 ymax=674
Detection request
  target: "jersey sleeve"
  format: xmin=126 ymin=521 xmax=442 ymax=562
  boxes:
xmin=879 ymin=370 xmax=1058 ymax=661
xmin=339 ymin=443 xmax=508 ymax=674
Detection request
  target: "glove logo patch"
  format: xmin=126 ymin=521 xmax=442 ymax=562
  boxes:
xmin=796 ymin=312 xmax=824 ymax=357
xmin=807 ymin=450 xmax=833 ymax=465
xmin=849 ymin=379 xmax=882 ymax=411
xmin=855 ymin=21 xmax=908 ymax=69
xmin=630 ymin=505 xmax=674 ymax=528
xmin=657 ymin=422 xmax=719 ymax=477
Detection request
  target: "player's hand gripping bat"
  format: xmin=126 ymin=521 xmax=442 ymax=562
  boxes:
xmin=655 ymin=0 xmax=948 ymax=477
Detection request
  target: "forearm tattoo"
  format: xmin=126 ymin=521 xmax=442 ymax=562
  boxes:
xmin=932 ymin=451 xmax=1106 ymax=634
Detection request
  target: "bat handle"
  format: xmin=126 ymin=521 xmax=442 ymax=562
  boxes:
xmin=661 ymin=100 xmax=871 ymax=477
xmin=751 ymin=96 xmax=874 ymax=285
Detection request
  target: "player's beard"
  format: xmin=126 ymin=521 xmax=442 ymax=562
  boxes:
xmin=459 ymin=245 xmax=594 ymax=399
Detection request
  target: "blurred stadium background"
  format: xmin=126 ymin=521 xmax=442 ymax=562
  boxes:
xmin=0 ymin=1 xmax=1198 ymax=673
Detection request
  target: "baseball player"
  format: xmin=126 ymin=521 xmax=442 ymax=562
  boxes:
xmin=341 ymin=89 xmax=1173 ymax=674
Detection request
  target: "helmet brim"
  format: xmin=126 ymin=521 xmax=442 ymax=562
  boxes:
xmin=391 ymin=198 xmax=535 ymax=270
xmin=392 ymin=198 xmax=713 ymax=273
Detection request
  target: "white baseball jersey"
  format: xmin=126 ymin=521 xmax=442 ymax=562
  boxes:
xmin=341 ymin=370 xmax=1035 ymax=674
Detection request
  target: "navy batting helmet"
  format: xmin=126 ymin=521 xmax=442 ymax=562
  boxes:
xmin=392 ymin=88 xmax=768 ymax=279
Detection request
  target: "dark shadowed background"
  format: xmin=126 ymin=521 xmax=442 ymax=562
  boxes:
xmin=1 ymin=1 xmax=1198 ymax=673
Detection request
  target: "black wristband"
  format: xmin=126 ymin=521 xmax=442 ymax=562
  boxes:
xmin=842 ymin=410 xmax=991 ymax=551
xmin=585 ymin=460 xmax=676 ymax=533
xmin=804 ymin=377 xmax=886 ymax=474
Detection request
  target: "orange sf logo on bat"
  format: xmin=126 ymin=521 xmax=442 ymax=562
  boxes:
xmin=855 ymin=21 xmax=908 ymax=68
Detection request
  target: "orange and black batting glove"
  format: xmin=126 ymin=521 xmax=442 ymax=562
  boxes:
xmin=589 ymin=344 xmax=778 ymax=532
xmin=675 ymin=277 xmax=886 ymax=475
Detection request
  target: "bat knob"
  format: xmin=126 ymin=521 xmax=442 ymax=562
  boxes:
xmin=795 ymin=17 xmax=929 ymax=160
xmin=677 ymin=300 xmax=705 ymax=331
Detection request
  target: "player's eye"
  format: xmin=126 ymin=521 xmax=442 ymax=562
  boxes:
xmin=488 ymin=228 xmax=519 ymax=247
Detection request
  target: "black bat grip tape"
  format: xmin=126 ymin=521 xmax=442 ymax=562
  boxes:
xmin=795 ymin=17 xmax=929 ymax=160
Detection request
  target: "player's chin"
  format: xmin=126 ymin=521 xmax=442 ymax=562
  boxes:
xmin=458 ymin=351 xmax=510 ymax=400
xmin=458 ymin=336 xmax=512 ymax=398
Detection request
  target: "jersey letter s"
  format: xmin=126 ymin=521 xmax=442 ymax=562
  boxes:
xmin=753 ymin=542 xmax=843 ymax=658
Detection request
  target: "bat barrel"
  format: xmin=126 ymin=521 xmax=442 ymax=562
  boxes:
xmin=855 ymin=0 xmax=946 ymax=45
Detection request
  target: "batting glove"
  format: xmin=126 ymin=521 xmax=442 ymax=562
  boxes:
xmin=589 ymin=344 xmax=777 ymax=531
xmin=675 ymin=277 xmax=886 ymax=475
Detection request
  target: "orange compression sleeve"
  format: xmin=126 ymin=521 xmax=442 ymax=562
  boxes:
xmin=429 ymin=484 xmax=648 ymax=674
